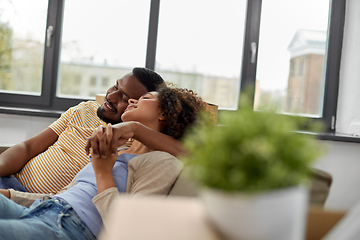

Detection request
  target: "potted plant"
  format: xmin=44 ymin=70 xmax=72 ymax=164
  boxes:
xmin=181 ymin=95 xmax=324 ymax=240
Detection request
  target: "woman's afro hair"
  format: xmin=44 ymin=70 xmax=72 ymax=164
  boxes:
xmin=157 ymin=84 xmax=206 ymax=139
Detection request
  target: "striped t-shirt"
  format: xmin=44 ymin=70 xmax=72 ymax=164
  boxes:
xmin=15 ymin=101 xmax=106 ymax=194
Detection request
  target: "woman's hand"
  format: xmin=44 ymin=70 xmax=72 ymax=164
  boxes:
xmin=91 ymin=124 xmax=118 ymax=174
xmin=90 ymin=124 xmax=118 ymax=194
xmin=85 ymin=121 xmax=138 ymax=158
xmin=85 ymin=121 xmax=185 ymax=158
xmin=0 ymin=189 xmax=10 ymax=198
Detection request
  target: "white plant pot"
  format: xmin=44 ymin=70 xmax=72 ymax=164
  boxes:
xmin=201 ymin=186 xmax=309 ymax=240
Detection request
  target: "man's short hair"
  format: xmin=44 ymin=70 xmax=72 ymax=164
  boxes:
xmin=132 ymin=67 xmax=164 ymax=91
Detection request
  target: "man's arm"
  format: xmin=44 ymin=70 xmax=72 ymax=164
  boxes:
xmin=86 ymin=122 xmax=185 ymax=159
xmin=0 ymin=128 xmax=58 ymax=177
xmin=131 ymin=122 xmax=185 ymax=157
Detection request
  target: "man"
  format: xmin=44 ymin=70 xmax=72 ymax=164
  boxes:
xmin=0 ymin=67 xmax=182 ymax=194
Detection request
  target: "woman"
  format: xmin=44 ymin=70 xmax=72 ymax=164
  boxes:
xmin=0 ymin=85 xmax=205 ymax=240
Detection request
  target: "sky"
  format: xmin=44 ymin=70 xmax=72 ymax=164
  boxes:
xmin=0 ymin=0 xmax=47 ymax=40
xmin=1 ymin=0 xmax=330 ymax=92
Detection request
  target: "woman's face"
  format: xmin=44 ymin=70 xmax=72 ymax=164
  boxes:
xmin=121 ymin=92 xmax=165 ymax=130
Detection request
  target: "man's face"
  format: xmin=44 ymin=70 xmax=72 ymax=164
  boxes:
xmin=97 ymin=73 xmax=148 ymax=124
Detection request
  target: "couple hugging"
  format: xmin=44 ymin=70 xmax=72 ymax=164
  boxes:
xmin=0 ymin=67 xmax=206 ymax=240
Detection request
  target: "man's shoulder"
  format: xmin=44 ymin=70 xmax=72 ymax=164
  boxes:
xmin=60 ymin=101 xmax=103 ymax=127
xmin=73 ymin=100 xmax=101 ymax=109
xmin=67 ymin=101 xmax=101 ymax=116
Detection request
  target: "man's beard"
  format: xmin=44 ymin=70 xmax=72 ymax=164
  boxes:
xmin=97 ymin=107 xmax=123 ymax=125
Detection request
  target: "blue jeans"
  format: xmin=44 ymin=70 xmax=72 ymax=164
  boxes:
xmin=0 ymin=194 xmax=96 ymax=240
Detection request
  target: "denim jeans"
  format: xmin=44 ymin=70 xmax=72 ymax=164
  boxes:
xmin=0 ymin=194 xmax=96 ymax=240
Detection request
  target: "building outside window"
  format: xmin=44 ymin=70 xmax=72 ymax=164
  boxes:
xmin=286 ymin=30 xmax=326 ymax=115
xmin=253 ymin=0 xmax=329 ymax=118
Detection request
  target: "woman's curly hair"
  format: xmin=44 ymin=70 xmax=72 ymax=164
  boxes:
xmin=157 ymin=84 xmax=206 ymax=139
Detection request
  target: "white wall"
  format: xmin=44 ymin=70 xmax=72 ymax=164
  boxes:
xmin=336 ymin=0 xmax=360 ymax=135
xmin=312 ymin=0 xmax=360 ymax=211
xmin=314 ymin=140 xmax=360 ymax=211
xmin=0 ymin=0 xmax=360 ymax=212
xmin=0 ymin=113 xmax=56 ymax=146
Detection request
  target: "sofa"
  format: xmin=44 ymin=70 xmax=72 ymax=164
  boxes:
xmin=169 ymin=166 xmax=332 ymax=206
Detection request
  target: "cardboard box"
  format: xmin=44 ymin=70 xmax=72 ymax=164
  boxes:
xmin=306 ymin=206 xmax=346 ymax=240
xmin=206 ymin=103 xmax=218 ymax=125
xmin=96 ymin=94 xmax=105 ymax=104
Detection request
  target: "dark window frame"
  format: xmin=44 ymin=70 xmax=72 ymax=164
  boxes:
xmin=0 ymin=0 xmax=159 ymax=117
xmin=0 ymin=0 xmax=62 ymax=109
xmin=239 ymin=0 xmax=346 ymax=133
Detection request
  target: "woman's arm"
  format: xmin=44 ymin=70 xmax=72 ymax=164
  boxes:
xmin=85 ymin=121 xmax=185 ymax=159
xmin=3 ymin=174 xmax=77 ymax=208
xmin=91 ymin=125 xmax=118 ymax=194
xmin=128 ymin=122 xmax=185 ymax=157
xmin=0 ymin=189 xmax=10 ymax=198
xmin=92 ymin=151 xmax=183 ymax=234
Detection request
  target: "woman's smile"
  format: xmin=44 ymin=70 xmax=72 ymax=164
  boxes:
xmin=124 ymin=104 xmax=136 ymax=113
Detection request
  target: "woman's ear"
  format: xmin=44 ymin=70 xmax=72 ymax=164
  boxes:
xmin=158 ymin=111 xmax=166 ymax=121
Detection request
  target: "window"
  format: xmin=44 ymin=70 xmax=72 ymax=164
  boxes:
xmin=0 ymin=0 xmax=48 ymax=96
xmin=0 ymin=0 xmax=150 ymax=113
xmin=155 ymin=0 xmax=247 ymax=110
xmin=253 ymin=0 xmax=329 ymax=118
xmin=0 ymin=0 xmax=50 ymax=107
xmin=102 ymin=78 xmax=109 ymax=87
xmin=0 ymin=0 xmax=346 ymax=132
xmin=58 ymin=0 xmax=151 ymax=99
xmin=241 ymin=0 xmax=345 ymax=132
xmin=89 ymin=77 xmax=96 ymax=87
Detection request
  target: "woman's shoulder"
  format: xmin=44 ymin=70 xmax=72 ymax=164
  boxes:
xmin=135 ymin=151 xmax=178 ymax=160
xmin=129 ymin=151 xmax=182 ymax=168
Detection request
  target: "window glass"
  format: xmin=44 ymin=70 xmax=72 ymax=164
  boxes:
xmin=254 ymin=0 xmax=330 ymax=117
xmin=155 ymin=0 xmax=247 ymax=110
xmin=58 ymin=0 xmax=151 ymax=98
xmin=0 ymin=0 xmax=47 ymax=95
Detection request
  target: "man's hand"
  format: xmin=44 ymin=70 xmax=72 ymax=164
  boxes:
xmin=85 ymin=122 xmax=139 ymax=158
xmin=0 ymin=189 xmax=10 ymax=198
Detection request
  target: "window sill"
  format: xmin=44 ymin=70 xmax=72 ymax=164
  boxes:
xmin=0 ymin=106 xmax=62 ymax=118
xmin=300 ymin=131 xmax=360 ymax=144
xmin=1 ymin=107 xmax=359 ymax=144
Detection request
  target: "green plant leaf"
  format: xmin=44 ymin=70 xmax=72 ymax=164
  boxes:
xmin=181 ymin=92 xmax=325 ymax=193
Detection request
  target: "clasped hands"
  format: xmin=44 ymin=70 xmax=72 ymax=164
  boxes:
xmin=85 ymin=121 xmax=138 ymax=173
xmin=86 ymin=121 xmax=139 ymax=157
